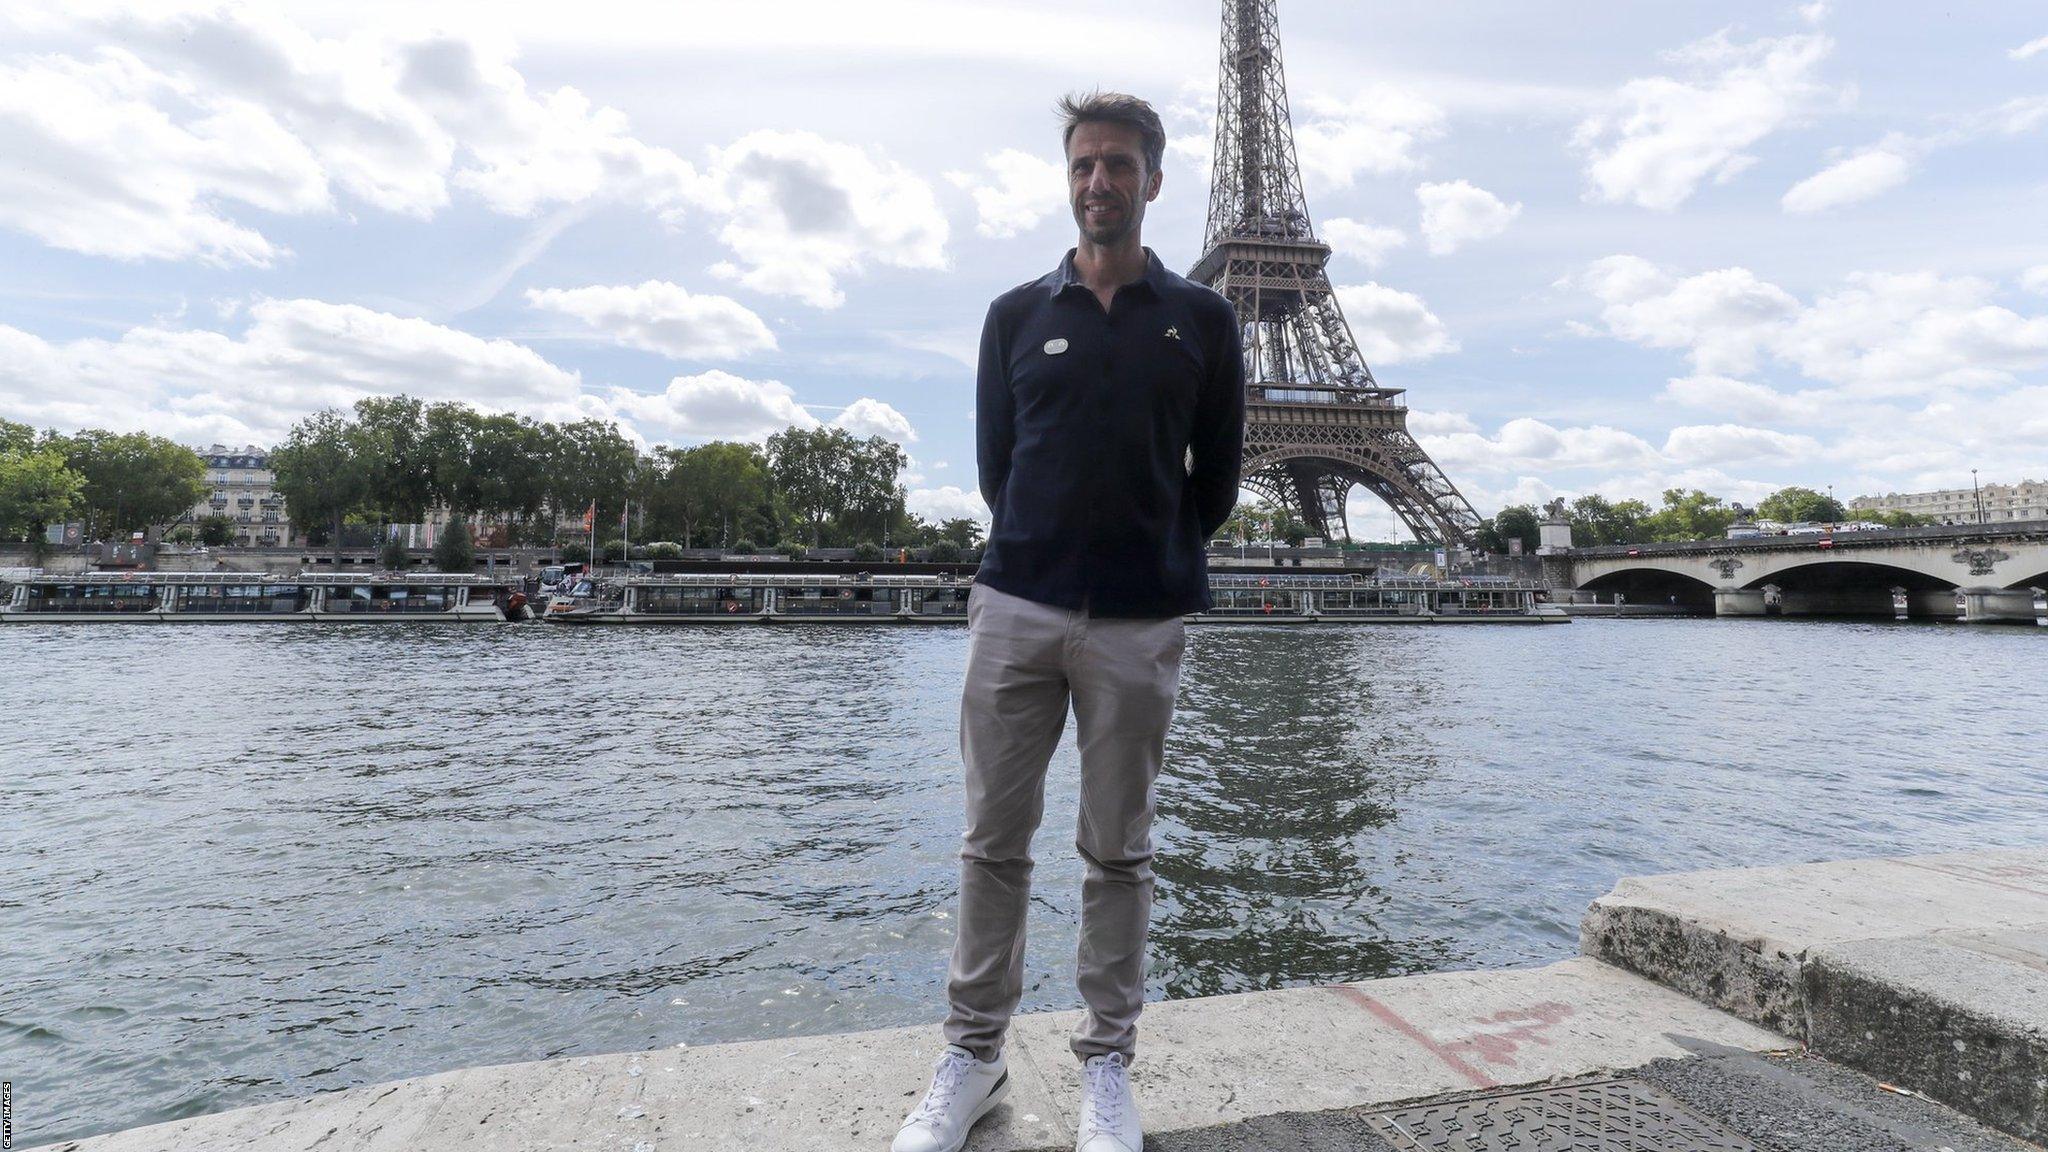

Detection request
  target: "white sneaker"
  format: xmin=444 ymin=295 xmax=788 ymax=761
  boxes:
xmin=891 ymin=1044 xmax=1010 ymax=1152
xmin=1075 ymin=1052 xmax=1142 ymax=1152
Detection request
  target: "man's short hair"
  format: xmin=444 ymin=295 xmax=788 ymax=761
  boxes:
xmin=1057 ymin=91 xmax=1166 ymax=175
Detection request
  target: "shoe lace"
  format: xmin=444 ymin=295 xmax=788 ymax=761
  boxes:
xmin=1083 ymin=1053 xmax=1130 ymax=1130
xmin=912 ymin=1048 xmax=976 ymax=1121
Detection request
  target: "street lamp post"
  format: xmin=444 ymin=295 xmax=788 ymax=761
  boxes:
xmin=1973 ymin=469 xmax=1985 ymax=526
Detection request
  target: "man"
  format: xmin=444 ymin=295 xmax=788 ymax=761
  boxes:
xmin=892 ymin=92 xmax=1245 ymax=1152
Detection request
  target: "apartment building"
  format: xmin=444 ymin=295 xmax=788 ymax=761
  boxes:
xmin=1850 ymin=479 xmax=2048 ymax=524
xmin=189 ymin=445 xmax=292 ymax=546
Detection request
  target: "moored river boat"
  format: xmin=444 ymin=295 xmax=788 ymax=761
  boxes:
xmin=541 ymin=572 xmax=1566 ymax=625
xmin=0 ymin=573 xmax=515 ymax=622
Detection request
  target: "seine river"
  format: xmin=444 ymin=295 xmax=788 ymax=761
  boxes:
xmin=4 ymin=618 xmax=2045 ymax=1143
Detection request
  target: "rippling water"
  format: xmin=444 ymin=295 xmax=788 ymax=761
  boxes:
xmin=4 ymin=619 xmax=2045 ymax=1143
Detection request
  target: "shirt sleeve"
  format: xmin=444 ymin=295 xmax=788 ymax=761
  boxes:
xmin=974 ymin=300 xmax=1014 ymax=518
xmin=1190 ymin=306 xmax=1246 ymax=540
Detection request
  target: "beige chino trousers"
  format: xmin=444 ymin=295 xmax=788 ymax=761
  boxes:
xmin=942 ymin=581 xmax=1187 ymax=1063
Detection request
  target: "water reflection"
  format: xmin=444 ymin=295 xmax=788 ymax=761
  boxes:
xmin=1155 ymin=626 xmax=1458 ymax=997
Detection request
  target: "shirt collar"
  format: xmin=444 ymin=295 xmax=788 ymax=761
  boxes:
xmin=1047 ymin=247 xmax=1170 ymax=299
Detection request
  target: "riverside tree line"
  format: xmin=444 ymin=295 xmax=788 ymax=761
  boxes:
xmin=3 ymin=405 xmax=1935 ymax=561
xmin=265 ymin=397 xmax=990 ymax=566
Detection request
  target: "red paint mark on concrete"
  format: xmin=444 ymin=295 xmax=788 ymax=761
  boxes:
xmin=1451 ymin=1001 xmax=1576 ymax=1066
xmin=1327 ymin=986 xmax=1499 ymax=1089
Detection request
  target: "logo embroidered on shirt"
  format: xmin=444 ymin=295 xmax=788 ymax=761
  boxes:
xmin=1044 ymin=338 xmax=1069 ymax=355
xmin=1163 ymin=327 xmax=1180 ymax=340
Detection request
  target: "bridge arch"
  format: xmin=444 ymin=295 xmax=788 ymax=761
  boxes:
xmin=1578 ymin=566 xmax=1716 ymax=611
xmin=1742 ymin=559 xmax=1959 ymax=618
xmin=2007 ymin=566 xmax=2048 ymax=592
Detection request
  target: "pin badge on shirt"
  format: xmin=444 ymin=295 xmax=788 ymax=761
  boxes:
xmin=1044 ymin=338 xmax=1069 ymax=355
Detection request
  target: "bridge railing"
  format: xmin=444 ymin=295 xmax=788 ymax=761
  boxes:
xmin=1569 ymin=519 xmax=2048 ymax=559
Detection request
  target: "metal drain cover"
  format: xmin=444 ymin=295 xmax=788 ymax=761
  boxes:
xmin=1364 ymin=1078 xmax=1758 ymax=1151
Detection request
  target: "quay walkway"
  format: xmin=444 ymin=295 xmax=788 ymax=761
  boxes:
xmin=35 ymin=849 xmax=2048 ymax=1151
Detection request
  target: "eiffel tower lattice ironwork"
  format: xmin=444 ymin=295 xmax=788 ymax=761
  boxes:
xmin=1190 ymin=0 xmax=1480 ymax=546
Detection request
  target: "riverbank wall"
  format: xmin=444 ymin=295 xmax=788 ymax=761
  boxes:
xmin=32 ymin=847 xmax=2047 ymax=1151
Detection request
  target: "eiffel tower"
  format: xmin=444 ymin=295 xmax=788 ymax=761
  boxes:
xmin=1191 ymin=0 xmax=1480 ymax=546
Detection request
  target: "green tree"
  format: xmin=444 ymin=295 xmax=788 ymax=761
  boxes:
xmin=1568 ymin=494 xmax=1651 ymax=546
xmin=1865 ymin=509 xmax=1933 ymax=528
xmin=1756 ymin=485 xmax=1847 ymax=524
xmin=1641 ymin=488 xmax=1736 ymax=542
xmin=272 ymin=410 xmax=371 ymax=569
xmin=0 ymin=418 xmax=36 ymax=456
xmin=379 ymin=537 xmax=410 ymax=570
xmin=937 ymin=517 xmax=985 ymax=550
xmin=654 ymin=441 xmax=773 ymax=548
xmin=58 ymin=430 xmax=207 ymax=537
xmin=1476 ymin=504 xmax=1541 ymax=553
xmin=432 ymin=519 xmax=474 ymax=573
xmin=352 ymin=395 xmax=435 ymax=528
xmin=837 ymin=434 xmax=908 ymax=546
xmin=197 ymin=513 xmax=235 ymax=546
xmin=927 ymin=539 xmax=963 ymax=563
xmin=767 ymin=426 xmax=859 ymax=548
xmin=0 ymin=446 xmax=86 ymax=543
xmin=422 ymin=402 xmax=485 ymax=515
xmin=545 ymin=419 xmax=639 ymax=540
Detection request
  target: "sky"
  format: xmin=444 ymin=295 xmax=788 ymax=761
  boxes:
xmin=1 ymin=0 xmax=2045 ymax=535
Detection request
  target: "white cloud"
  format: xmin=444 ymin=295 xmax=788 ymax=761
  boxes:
xmin=1293 ymin=86 xmax=1444 ymax=188
xmin=0 ymin=302 xmax=882 ymax=451
xmin=2011 ymin=35 xmax=2048 ymax=61
xmin=946 ymin=149 xmax=1064 ymax=239
xmin=907 ymin=484 xmax=988 ymax=525
xmin=524 ymin=281 xmax=775 ymax=360
xmin=1660 ymin=423 xmax=1820 ymax=466
xmin=0 ymin=7 xmax=952 ymax=304
xmin=0 ymin=299 xmax=580 ymax=444
xmin=704 ymin=129 xmax=948 ymax=308
xmin=595 ymin=369 xmax=815 ymax=443
xmin=1778 ymin=271 xmax=2048 ymax=395
xmin=2023 ymin=266 xmax=2048 ymax=294
xmin=0 ymin=7 xmax=718 ymax=263
xmin=0 ymin=49 xmax=319 ymax=265
xmin=1333 ymin=283 xmax=1457 ymax=365
xmin=1574 ymin=29 xmax=1836 ymax=210
xmin=1661 ymin=375 xmax=1827 ymax=424
xmin=1798 ymin=2 xmax=1831 ymax=25
xmin=1406 ymin=409 xmax=1479 ymax=436
xmin=1978 ymin=95 xmax=2048 ymax=136
xmin=1580 ymin=255 xmax=1801 ymax=375
xmin=1420 ymin=417 xmax=1662 ymax=475
xmin=1415 ymin=180 xmax=1521 ymax=254
xmin=1579 ymin=255 xmax=2048 ymax=398
xmin=830 ymin=396 xmax=917 ymax=442
xmin=1321 ymin=218 xmax=1408 ymax=268
xmin=1782 ymin=144 xmax=1914 ymax=212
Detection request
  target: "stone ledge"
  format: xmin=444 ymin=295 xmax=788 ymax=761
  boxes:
xmin=1580 ymin=849 xmax=2048 ymax=1144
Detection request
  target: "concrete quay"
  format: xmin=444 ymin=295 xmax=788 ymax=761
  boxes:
xmin=35 ymin=849 xmax=2048 ymax=1151
xmin=1584 ymin=847 xmax=2048 ymax=1144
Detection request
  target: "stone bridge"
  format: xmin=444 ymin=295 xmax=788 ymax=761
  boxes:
xmin=1550 ymin=521 xmax=2048 ymax=622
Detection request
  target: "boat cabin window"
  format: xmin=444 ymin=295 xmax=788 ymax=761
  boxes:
xmin=25 ymin=583 xmax=158 ymax=612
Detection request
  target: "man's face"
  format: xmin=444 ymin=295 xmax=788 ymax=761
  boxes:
xmin=1066 ymin=120 xmax=1161 ymax=246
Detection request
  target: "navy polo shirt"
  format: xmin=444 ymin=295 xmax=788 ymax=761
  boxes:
xmin=974 ymin=247 xmax=1246 ymax=619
